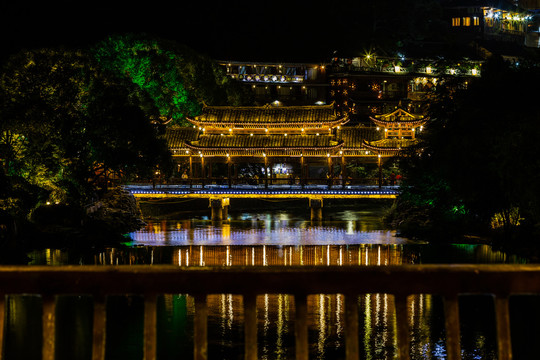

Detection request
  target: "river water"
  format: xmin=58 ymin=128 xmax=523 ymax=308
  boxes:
xmin=9 ymin=201 xmax=538 ymax=360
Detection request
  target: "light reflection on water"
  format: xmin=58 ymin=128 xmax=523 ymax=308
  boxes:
xmin=130 ymin=219 xmax=409 ymax=246
xmin=20 ymin=207 xmax=529 ymax=360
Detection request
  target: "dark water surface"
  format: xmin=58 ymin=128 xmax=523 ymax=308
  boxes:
xmin=10 ymin=203 xmax=538 ymax=360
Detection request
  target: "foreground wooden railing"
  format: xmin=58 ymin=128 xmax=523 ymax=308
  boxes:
xmin=0 ymin=264 xmax=539 ymax=360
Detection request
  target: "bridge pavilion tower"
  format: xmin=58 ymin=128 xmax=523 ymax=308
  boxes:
xmin=362 ymin=107 xmax=428 ymax=185
xmin=163 ymin=103 xmax=425 ymax=190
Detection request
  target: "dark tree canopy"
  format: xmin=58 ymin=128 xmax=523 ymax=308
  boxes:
xmin=396 ymin=56 xmax=540 ymax=240
xmin=0 ymin=48 xmax=171 ymax=210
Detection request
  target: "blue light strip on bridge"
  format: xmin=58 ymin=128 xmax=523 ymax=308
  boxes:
xmin=127 ymin=189 xmax=399 ymax=196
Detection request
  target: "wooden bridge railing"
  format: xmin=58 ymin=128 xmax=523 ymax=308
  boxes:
xmin=150 ymin=177 xmax=383 ymax=189
xmin=0 ymin=264 xmax=538 ymax=360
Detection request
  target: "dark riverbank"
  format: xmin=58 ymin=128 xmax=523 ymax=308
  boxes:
xmin=0 ymin=188 xmax=144 ymax=263
xmin=137 ymin=197 xmax=395 ymax=220
xmin=382 ymin=199 xmax=540 ymax=263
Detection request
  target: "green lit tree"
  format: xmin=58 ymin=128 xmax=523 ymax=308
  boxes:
xmin=93 ymin=34 xmax=251 ymax=126
xmin=0 ymin=48 xmax=171 ymax=210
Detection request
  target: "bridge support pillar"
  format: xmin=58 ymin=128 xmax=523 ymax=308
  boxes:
xmin=209 ymin=197 xmax=229 ymax=221
xmin=309 ymin=198 xmax=323 ymax=222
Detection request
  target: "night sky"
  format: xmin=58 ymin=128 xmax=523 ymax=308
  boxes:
xmin=0 ymin=1 xmax=364 ymax=63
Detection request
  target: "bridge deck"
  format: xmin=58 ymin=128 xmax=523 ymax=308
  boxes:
xmin=125 ymin=185 xmax=399 ymax=199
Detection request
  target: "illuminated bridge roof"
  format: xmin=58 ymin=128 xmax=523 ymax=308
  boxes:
xmin=185 ymin=134 xmax=343 ymax=156
xmin=369 ymin=108 xmax=427 ymax=127
xmin=187 ymin=103 xmax=349 ymax=130
xmin=362 ymin=138 xmax=420 ymax=156
xmin=164 ymin=127 xmax=200 ymax=149
xmin=337 ymin=127 xmax=382 ymax=149
xmin=164 ymin=125 xmax=420 ymax=157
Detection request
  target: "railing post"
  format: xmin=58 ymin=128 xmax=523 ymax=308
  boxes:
xmin=194 ymin=294 xmax=208 ymax=360
xmin=344 ymin=293 xmax=359 ymax=360
xmin=244 ymin=294 xmax=258 ymax=360
xmin=0 ymin=295 xmax=4 ymax=360
xmin=144 ymin=294 xmax=158 ymax=360
xmin=42 ymin=295 xmax=56 ymax=360
xmin=92 ymin=295 xmax=107 ymax=360
xmin=295 ymin=293 xmax=308 ymax=360
xmin=394 ymin=294 xmax=410 ymax=360
xmin=495 ymin=295 xmax=512 ymax=360
xmin=443 ymin=294 xmax=461 ymax=360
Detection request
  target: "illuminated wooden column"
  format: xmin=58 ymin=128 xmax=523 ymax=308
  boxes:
xmin=341 ymin=154 xmax=346 ymax=188
xmin=227 ymin=155 xmax=232 ymax=188
xmin=189 ymin=155 xmax=193 ymax=188
xmin=200 ymin=155 xmax=205 ymax=188
xmin=269 ymin=159 xmax=274 ymax=186
xmin=300 ymin=155 xmax=305 ymax=189
xmin=263 ymin=154 xmax=268 ymax=189
xmin=327 ymin=154 xmax=333 ymax=189
xmin=378 ymin=154 xmax=382 ymax=188
xmin=309 ymin=197 xmax=323 ymax=221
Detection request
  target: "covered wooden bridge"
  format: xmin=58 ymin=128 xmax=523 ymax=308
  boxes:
xmin=164 ymin=103 xmax=426 ymax=189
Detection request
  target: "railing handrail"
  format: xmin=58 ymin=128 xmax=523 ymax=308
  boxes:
xmin=1 ymin=264 xmax=534 ymax=360
xmin=1 ymin=264 xmax=539 ymax=295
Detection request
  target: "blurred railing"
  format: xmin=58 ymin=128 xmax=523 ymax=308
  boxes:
xmin=150 ymin=177 xmax=383 ymax=189
xmin=0 ymin=264 xmax=535 ymax=360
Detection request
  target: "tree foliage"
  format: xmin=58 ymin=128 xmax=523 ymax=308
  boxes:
xmin=0 ymin=48 xmax=171 ymax=211
xmin=395 ymin=57 xmax=540 ymax=240
xmin=93 ymin=34 xmax=251 ymax=126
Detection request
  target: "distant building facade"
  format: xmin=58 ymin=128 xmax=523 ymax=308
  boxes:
xmin=327 ymin=56 xmax=481 ymax=122
xmin=445 ymin=2 xmax=539 ymax=47
xmin=218 ymin=61 xmax=328 ymax=106
xmin=219 ymin=56 xmax=481 ymax=125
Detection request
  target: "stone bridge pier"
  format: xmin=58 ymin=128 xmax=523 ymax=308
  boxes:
xmin=309 ymin=197 xmax=323 ymax=221
xmin=208 ymin=196 xmax=325 ymax=222
xmin=209 ymin=196 xmax=325 ymax=222
xmin=209 ymin=197 xmax=229 ymax=221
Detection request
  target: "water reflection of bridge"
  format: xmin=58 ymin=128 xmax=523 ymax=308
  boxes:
xmin=126 ymin=185 xmax=398 ymax=221
xmin=95 ymin=244 xmax=411 ymax=267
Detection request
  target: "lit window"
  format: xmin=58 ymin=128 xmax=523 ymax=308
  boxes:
xmin=473 ymin=17 xmax=480 ymax=26
xmin=452 ymin=17 xmax=461 ymax=26
xmin=463 ymin=17 xmax=471 ymax=26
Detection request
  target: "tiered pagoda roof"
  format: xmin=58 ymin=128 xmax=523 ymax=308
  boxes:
xmin=185 ymin=134 xmax=342 ymax=157
xmin=187 ymin=103 xmax=349 ymax=130
xmin=369 ymin=108 xmax=426 ymax=128
xmin=164 ymin=104 xmax=425 ymax=158
xmin=362 ymin=138 xmax=420 ymax=156
xmin=363 ymin=107 xmax=427 ymax=156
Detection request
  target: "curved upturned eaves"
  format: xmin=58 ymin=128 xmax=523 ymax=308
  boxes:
xmin=187 ymin=103 xmax=349 ymax=129
xmin=185 ymin=134 xmax=343 ymax=150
